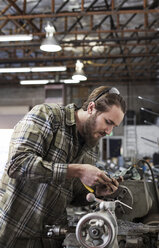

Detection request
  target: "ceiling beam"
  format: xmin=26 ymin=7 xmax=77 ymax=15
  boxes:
xmin=0 ymin=53 xmax=158 ymax=64
xmin=0 ymin=9 xmax=159 ymax=21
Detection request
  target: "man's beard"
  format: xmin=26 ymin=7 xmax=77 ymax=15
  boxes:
xmin=81 ymin=113 xmax=100 ymax=147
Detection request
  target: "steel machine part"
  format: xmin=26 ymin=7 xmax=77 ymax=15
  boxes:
xmin=76 ymin=202 xmax=117 ymax=248
xmin=75 ymin=193 xmax=132 ymax=248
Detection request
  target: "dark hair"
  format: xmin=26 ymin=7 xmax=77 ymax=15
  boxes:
xmin=82 ymin=86 xmax=127 ymax=114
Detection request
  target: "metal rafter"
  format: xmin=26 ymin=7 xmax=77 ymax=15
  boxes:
xmin=0 ymin=0 xmax=158 ymax=85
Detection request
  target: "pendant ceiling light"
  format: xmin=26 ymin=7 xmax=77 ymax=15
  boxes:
xmin=72 ymin=60 xmax=87 ymax=81
xmin=40 ymin=22 xmax=61 ymax=52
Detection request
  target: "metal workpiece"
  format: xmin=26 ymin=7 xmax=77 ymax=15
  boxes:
xmin=45 ymin=224 xmax=72 ymax=238
xmin=75 ymin=195 xmax=132 ymax=248
xmin=76 ymin=201 xmax=118 ymax=248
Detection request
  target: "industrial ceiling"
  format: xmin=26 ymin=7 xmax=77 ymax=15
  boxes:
xmin=0 ymin=0 xmax=159 ymax=87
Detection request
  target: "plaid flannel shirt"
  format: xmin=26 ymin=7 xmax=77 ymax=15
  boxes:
xmin=0 ymin=103 xmax=98 ymax=248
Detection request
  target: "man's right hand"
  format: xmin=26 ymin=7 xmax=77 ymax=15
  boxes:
xmin=67 ymin=163 xmax=112 ymax=187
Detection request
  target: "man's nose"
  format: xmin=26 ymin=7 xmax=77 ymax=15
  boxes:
xmin=105 ymin=126 xmax=113 ymax=135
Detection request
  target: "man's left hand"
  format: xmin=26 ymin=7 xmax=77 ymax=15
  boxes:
xmin=95 ymin=177 xmax=122 ymax=196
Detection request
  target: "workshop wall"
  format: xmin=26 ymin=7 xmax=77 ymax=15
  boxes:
xmin=0 ymin=84 xmax=158 ymax=126
xmin=0 ymin=83 xmax=158 ymax=125
xmin=136 ymin=125 xmax=159 ymax=158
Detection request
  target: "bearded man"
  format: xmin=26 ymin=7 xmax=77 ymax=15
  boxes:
xmin=0 ymin=86 xmax=126 ymax=248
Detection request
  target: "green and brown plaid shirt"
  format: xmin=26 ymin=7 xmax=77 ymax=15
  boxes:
xmin=0 ymin=103 xmax=98 ymax=247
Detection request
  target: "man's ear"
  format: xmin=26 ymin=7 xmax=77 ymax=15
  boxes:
xmin=87 ymin=101 xmax=96 ymax=114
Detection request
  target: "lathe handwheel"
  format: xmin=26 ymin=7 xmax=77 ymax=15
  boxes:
xmin=76 ymin=212 xmax=116 ymax=248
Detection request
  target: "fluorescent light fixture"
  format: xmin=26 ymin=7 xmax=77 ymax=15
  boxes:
xmin=20 ymin=80 xmax=49 ymax=85
xmin=72 ymin=60 xmax=87 ymax=81
xmin=20 ymin=79 xmax=55 ymax=85
xmin=0 ymin=34 xmax=33 ymax=42
xmin=20 ymin=78 xmax=80 ymax=85
xmin=0 ymin=66 xmax=66 ymax=73
xmin=40 ymin=22 xmax=61 ymax=52
xmin=61 ymin=79 xmax=80 ymax=84
xmin=0 ymin=68 xmax=30 ymax=73
xmin=32 ymin=66 xmax=66 ymax=72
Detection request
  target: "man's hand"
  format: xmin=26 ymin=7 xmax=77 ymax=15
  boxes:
xmin=78 ymin=164 xmax=112 ymax=187
xmin=67 ymin=163 xmax=112 ymax=186
xmin=95 ymin=176 xmax=123 ymax=196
